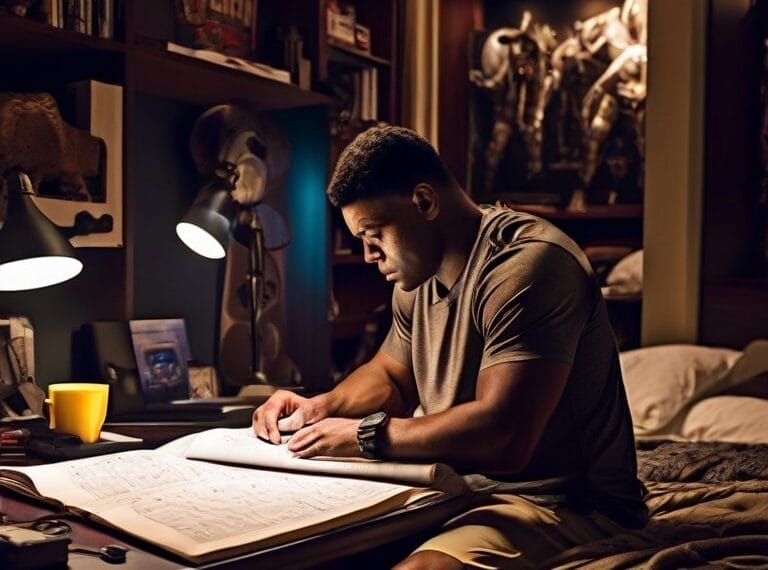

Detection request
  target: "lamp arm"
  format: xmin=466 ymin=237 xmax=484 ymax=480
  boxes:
xmin=247 ymin=209 xmax=268 ymax=384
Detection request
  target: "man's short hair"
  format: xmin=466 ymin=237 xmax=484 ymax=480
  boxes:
xmin=327 ymin=125 xmax=453 ymax=207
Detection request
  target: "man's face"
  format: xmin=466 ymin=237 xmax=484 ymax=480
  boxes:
xmin=341 ymin=195 xmax=439 ymax=291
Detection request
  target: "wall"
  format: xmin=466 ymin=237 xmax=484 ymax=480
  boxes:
xmin=0 ymin=248 xmax=125 ymax=386
xmin=130 ymin=98 xmax=332 ymax=392
xmin=130 ymin=95 xmax=219 ymax=365
xmin=0 ymin=96 xmax=330 ymax=391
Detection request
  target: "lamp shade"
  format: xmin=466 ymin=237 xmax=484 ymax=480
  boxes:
xmin=176 ymin=185 xmax=232 ymax=259
xmin=0 ymin=172 xmax=83 ymax=291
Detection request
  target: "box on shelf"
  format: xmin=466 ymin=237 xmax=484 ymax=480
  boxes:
xmin=355 ymin=24 xmax=370 ymax=52
xmin=327 ymin=2 xmax=355 ymax=45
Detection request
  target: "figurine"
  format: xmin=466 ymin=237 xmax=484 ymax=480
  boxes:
xmin=469 ymin=12 xmax=557 ymax=196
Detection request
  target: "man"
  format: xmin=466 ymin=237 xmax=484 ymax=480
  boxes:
xmin=253 ymin=126 xmax=647 ymax=569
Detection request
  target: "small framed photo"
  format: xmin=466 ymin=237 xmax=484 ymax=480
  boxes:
xmin=129 ymin=319 xmax=191 ymax=404
xmin=188 ymin=364 xmax=221 ymax=399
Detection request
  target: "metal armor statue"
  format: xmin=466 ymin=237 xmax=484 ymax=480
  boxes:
xmin=470 ymin=12 xmax=557 ymax=196
xmin=548 ymin=3 xmax=630 ymax=160
xmin=576 ymin=0 xmax=648 ymax=199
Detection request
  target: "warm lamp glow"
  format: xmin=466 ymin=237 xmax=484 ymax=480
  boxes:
xmin=0 ymin=256 xmax=83 ymax=291
xmin=176 ymin=222 xmax=226 ymax=259
xmin=0 ymin=171 xmax=83 ymax=290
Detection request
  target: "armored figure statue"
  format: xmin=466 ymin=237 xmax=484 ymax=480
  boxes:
xmin=575 ymin=0 xmax=648 ymax=199
xmin=470 ymin=12 xmax=557 ymax=196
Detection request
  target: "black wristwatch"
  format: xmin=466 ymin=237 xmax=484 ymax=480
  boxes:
xmin=357 ymin=411 xmax=389 ymax=459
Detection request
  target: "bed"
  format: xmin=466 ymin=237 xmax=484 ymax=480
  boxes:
xmin=550 ymin=340 xmax=768 ymax=568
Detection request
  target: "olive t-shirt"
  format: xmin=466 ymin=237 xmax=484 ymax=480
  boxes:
xmin=380 ymin=206 xmax=647 ymax=528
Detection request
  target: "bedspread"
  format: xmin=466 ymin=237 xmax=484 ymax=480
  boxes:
xmin=546 ymin=441 xmax=768 ymax=569
xmin=637 ymin=440 xmax=768 ymax=483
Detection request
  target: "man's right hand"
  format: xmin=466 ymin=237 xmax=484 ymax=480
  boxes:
xmin=252 ymin=390 xmax=329 ymax=444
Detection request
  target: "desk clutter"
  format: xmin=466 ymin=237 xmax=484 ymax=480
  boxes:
xmin=0 ymin=416 xmax=143 ymax=463
xmin=0 ymin=424 xmax=31 ymax=462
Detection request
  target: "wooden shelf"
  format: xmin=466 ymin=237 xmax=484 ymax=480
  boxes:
xmin=511 ymin=203 xmax=643 ymax=220
xmin=0 ymin=13 xmax=125 ymax=56
xmin=327 ymin=37 xmax=391 ymax=68
xmin=0 ymin=16 xmax=330 ymax=110
xmin=130 ymin=45 xmax=331 ymax=109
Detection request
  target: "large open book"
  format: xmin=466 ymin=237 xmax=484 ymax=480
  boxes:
xmin=0 ymin=428 xmax=466 ymax=565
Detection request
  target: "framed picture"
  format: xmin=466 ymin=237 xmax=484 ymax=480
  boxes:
xmin=129 ymin=319 xmax=192 ymax=404
xmin=30 ymin=80 xmax=124 ymax=247
xmin=188 ymin=364 xmax=221 ymax=399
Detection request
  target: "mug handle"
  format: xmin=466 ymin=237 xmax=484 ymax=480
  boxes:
xmin=44 ymin=397 xmax=55 ymax=430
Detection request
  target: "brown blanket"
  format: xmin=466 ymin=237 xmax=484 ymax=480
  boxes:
xmin=546 ymin=441 xmax=768 ymax=569
xmin=637 ymin=440 xmax=768 ymax=483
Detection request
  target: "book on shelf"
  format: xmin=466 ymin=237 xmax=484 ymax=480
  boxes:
xmin=166 ymin=41 xmax=292 ymax=84
xmin=0 ymin=427 xmax=467 ymax=565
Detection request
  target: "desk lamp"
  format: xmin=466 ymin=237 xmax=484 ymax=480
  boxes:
xmin=177 ymin=163 xmax=285 ymax=387
xmin=176 ymin=105 xmax=290 ymax=395
xmin=0 ymin=171 xmax=82 ymax=291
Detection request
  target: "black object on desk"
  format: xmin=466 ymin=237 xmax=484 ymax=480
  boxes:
xmin=1 ymin=416 xmax=143 ymax=462
xmin=25 ymin=434 xmax=143 ymax=462
xmin=0 ymin=525 xmax=70 ymax=570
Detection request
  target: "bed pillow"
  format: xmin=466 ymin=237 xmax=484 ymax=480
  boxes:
xmin=620 ymin=344 xmax=741 ymax=435
xmin=601 ymin=249 xmax=643 ymax=297
xmin=680 ymin=396 xmax=768 ymax=444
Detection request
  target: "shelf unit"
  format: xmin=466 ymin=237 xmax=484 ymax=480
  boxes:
xmin=510 ymin=203 xmax=644 ymax=250
xmin=0 ymin=6 xmax=332 ymax=389
xmin=260 ymin=0 xmax=403 ymax=375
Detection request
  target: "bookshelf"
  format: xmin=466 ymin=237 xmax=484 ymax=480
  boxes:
xmin=323 ymin=1 xmax=401 ymax=377
xmin=0 ymin=4 xmax=333 ymax=389
xmin=259 ymin=0 xmax=402 ymax=377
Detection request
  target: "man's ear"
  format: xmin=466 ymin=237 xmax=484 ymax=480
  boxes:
xmin=411 ymin=184 xmax=438 ymax=220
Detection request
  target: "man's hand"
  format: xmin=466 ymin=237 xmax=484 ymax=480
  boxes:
xmin=287 ymin=418 xmax=361 ymax=459
xmin=252 ymin=390 xmax=328 ymax=444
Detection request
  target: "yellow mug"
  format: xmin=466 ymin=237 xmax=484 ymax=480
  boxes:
xmin=46 ymin=383 xmax=109 ymax=444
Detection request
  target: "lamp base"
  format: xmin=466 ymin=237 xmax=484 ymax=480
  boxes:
xmin=236 ymin=383 xmax=277 ymax=400
xmin=235 ymin=382 xmax=305 ymax=403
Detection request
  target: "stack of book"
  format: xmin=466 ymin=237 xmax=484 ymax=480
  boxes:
xmin=8 ymin=0 xmax=117 ymax=39
xmin=0 ymin=426 xmax=30 ymax=464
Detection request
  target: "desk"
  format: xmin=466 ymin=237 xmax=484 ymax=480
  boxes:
xmin=103 ymin=420 xmax=246 ymax=448
xmin=2 ymin=417 xmax=469 ymax=568
xmin=103 ymin=405 xmax=256 ymax=447
xmin=0 ymin=485 xmax=468 ymax=569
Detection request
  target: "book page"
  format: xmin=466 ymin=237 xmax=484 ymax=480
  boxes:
xmin=172 ymin=428 xmax=464 ymax=491
xmin=4 ymin=450 xmax=442 ymax=563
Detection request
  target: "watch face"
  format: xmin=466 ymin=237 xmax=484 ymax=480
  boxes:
xmin=360 ymin=411 xmax=387 ymax=430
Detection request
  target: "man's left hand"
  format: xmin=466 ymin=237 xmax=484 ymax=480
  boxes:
xmin=287 ymin=418 xmax=361 ymax=458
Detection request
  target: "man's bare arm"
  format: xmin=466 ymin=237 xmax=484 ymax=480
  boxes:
xmin=286 ymin=358 xmax=569 ymax=473
xmin=324 ymin=350 xmax=418 ymax=418
xmin=379 ymin=359 xmax=570 ymax=473
xmin=253 ymin=349 xmax=417 ymax=443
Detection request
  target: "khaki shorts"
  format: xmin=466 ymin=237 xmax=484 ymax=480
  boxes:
xmin=412 ymin=494 xmax=625 ymax=569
